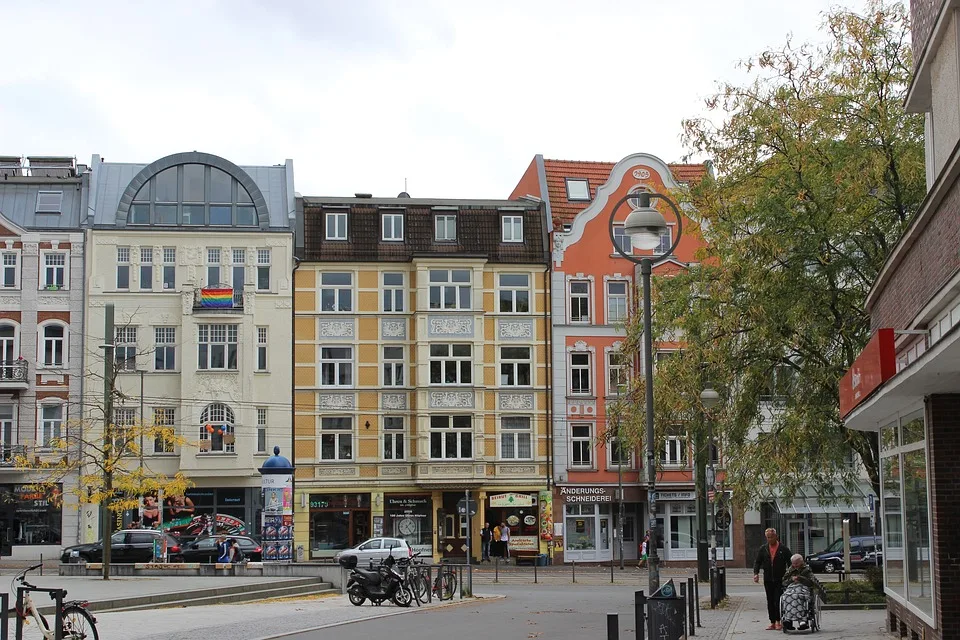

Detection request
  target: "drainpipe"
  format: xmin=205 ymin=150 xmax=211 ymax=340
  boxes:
xmin=77 ymin=170 xmax=91 ymax=545
xmin=290 ymin=255 xmax=301 ymax=514
xmin=544 ymin=265 xmax=552 ymax=491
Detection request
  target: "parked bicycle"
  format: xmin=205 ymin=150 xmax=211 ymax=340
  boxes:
xmin=13 ymin=563 xmax=99 ymax=640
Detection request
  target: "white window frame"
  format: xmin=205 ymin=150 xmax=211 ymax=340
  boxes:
xmin=206 ymin=247 xmax=222 ymax=286
xmin=429 ymin=343 xmax=472 ymax=386
xmin=500 ymin=346 xmax=532 ymax=387
xmin=570 ymin=423 xmax=594 ymax=468
xmin=382 ymin=212 xmax=404 ymax=241
xmin=382 ymin=272 xmax=405 ymax=312
xmin=498 ymin=273 xmax=531 ymax=314
xmin=570 ymin=352 xmax=592 ymax=395
xmin=1 ymin=250 xmax=21 ymax=290
xmin=656 ymin=224 xmax=674 ymax=255
xmin=231 ymin=248 xmax=246 ymax=296
xmin=662 ymin=430 xmax=688 ymax=466
xmin=35 ymin=191 xmax=63 ymax=213
xmin=501 ymin=215 xmax=524 ymax=243
xmin=153 ymin=407 xmax=176 ymax=454
xmin=383 ymin=346 xmax=405 ymax=387
xmin=569 ymin=280 xmax=590 ymax=324
xmin=428 ymin=269 xmax=472 ymax=311
xmin=606 ymin=280 xmax=629 ymax=324
xmin=113 ymin=406 xmax=137 ymax=454
xmin=565 ymin=178 xmax=590 ymax=201
xmin=38 ymin=403 xmax=64 ymax=448
xmin=256 ymin=407 xmax=267 ymax=453
xmin=429 ymin=415 xmax=473 ymax=460
xmin=608 ymin=435 xmax=635 ymax=468
xmin=139 ymin=246 xmax=153 ymax=290
xmin=154 ymin=327 xmax=176 ymax=371
xmin=256 ymin=326 xmax=268 ymax=371
xmin=320 ymin=416 xmax=353 ymax=461
xmin=320 ymin=346 xmax=353 ymax=387
xmin=325 ymin=211 xmax=348 ymax=240
xmin=40 ymin=251 xmax=67 ymax=290
xmin=607 ymin=350 xmax=628 ymax=396
xmin=116 ymin=246 xmax=131 ymax=290
xmin=115 ymin=326 xmax=138 ymax=371
xmin=320 ymin=272 xmax=353 ymax=312
xmin=0 ymin=404 xmax=15 ymax=455
xmin=199 ymin=403 xmax=235 ymax=454
xmin=383 ymin=416 xmax=405 ymax=461
xmin=435 ymin=214 xmax=457 ymax=242
xmin=197 ymin=324 xmax=238 ymax=371
xmin=256 ymin=249 xmax=271 ymax=292
xmin=162 ymin=247 xmax=176 ymax=290
xmin=500 ymin=416 xmax=532 ymax=460
xmin=612 ymin=225 xmax=633 ymax=255
xmin=38 ymin=322 xmax=67 ymax=368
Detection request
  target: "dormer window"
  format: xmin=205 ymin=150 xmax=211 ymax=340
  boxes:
xmin=565 ymin=179 xmax=590 ymax=202
xmin=127 ymin=163 xmax=257 ymax=227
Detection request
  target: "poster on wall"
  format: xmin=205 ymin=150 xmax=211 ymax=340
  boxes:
xmin=261 ymin=473 xmax=293 ymax=562
xmin=538 ymin=490 xmax=553 ymax=541
xmin=510 ymin=536 xmax=539 ymax=552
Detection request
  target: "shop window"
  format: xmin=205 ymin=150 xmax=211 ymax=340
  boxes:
xmin=2 ymin=484 xmax=63 ymax=545
xmin=669 ymin=502 xmax=697 ymax=550
xmin=570 ymin=423 xmax=593 ymax=467
xmin=385 ymin=496 xmax=432 ymax=554
xmin=564 ymin=503 xmax=596 ymax=551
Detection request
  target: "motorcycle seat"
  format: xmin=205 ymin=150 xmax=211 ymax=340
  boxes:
xmin=354 ymin=568 xmax=382 ymax=584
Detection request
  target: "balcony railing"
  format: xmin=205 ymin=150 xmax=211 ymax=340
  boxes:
xmin=0 ymin=445 xmax=28 ymax=467
xmin=0 ymin=360 xmax=28 ymax=389
xmin=193 ymin=287 xmax=244 ymax=312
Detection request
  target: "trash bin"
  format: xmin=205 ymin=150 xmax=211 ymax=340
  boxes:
xmin=536 ymin=554 xmax=547 ymax=566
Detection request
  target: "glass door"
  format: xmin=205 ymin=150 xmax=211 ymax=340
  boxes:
xmin=787 ymin=519 xmax=807 ymax=557
xmin=0 ymin=324 xmax=15 ymax=378
xmin=599 ymin=516 xmax=611 ymax=554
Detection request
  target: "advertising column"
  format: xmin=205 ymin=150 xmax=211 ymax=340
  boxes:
xmin=258 ymin=447 xmax=294 ymax=562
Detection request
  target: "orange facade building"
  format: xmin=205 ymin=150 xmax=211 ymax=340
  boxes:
xmin=510 ymin=153 xmax=735 ymax=565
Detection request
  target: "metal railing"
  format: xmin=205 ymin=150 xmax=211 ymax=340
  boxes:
xmin=0 ymin=360 xmax=28 ymax=383
xmin=0 ymin=445 xmax=28 ymax=467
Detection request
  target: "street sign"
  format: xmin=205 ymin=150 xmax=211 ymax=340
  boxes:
xmin=457 ymin=498 xmax=478 ymax=516
xmin=715 ymin=507 xmax=731 ymax=529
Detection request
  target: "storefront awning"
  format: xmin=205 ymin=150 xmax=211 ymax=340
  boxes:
xmin=774 ymin=484 xmax=874 ymax=516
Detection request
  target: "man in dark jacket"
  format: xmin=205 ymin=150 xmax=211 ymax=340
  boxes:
xmin=753 ymin=528 xmax=792 ymax=630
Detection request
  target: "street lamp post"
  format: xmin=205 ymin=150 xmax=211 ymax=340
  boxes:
xmin=608 ymin=191 xmax=683 ymax=594
xmin=700 ymin=383 xmax=720 ymax=571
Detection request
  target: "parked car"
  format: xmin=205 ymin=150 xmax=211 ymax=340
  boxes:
xmin=179 ymin=535 xmax=263 ymax=562
xmin=806 ymin=536 xmax=883 ymax=573
xmin=61 ymin=529 xmax=182 ymax=563
xmin=334 ymin=537 xmax=412 ymax=566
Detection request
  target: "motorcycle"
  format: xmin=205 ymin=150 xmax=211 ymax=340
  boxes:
xmin=340 ymin=552 xmax=413 ymax=607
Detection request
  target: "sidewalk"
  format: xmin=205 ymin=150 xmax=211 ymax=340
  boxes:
xmin=723 ymin=591 xmax=889 ymax=639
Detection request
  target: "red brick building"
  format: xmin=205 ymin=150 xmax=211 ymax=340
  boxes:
xmin=841 ymin=1 xmax=960 ymax=637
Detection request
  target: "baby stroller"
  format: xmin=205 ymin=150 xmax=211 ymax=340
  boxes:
xmin=780 ymin=582 xmax=822 ymax=633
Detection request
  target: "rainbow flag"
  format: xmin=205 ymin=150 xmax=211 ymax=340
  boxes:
xmin=200 ymin=288 xmax=234 ymax=308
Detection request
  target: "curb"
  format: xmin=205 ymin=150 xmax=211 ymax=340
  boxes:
xmin=722 ymin=594 xmax=749 ymax=639
xmin=254 ymin=594 xmax=506 ymax=640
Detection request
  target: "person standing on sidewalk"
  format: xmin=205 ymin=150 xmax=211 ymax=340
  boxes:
xmin=753 ymin=528 xmax=792 ymax=630
xmin=500 ymin=521 xmax=511 ymax=559
xmin=480 ymin=522 xmax=492 ymax=562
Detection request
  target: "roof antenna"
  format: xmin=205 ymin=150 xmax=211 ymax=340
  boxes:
xmin=398 ymin=178 xmax=411 ymax=199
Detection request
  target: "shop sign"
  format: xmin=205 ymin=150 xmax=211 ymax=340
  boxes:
xmin=840 ymin=328 xmax=896 ymax=418
xmin=510 ymin=535 xmax=538 ymax=552
xmin=657 ymin=491 xmax=695 ymax=501
xmin=489 ymin=492 xmax=535 ymax=507
xmin=558 ymin=486 xmax=613 ymax=503
xmin=386 ymin=496 xmax=430 ymax=508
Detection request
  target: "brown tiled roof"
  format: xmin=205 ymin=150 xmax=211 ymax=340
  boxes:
xmin=542 ymin=159 xmax=707 ymax=227
xmin=300 ymin=198 xmax=548 ymax=265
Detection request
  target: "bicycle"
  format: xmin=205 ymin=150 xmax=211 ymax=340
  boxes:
xmin=432 ymin=563 xmax=457 ymax=601
xmin=13 ymin=563 xmax=99 ymax=640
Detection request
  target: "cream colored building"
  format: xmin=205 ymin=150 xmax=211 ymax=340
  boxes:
xmin=81 ymin=152 xmax=295 ymax=542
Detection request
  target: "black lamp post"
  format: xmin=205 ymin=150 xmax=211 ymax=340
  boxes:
xmin=700 ymin=384 xmax=720 ymax=570
xmin=608 ymin=191 xmax=683 ymax=594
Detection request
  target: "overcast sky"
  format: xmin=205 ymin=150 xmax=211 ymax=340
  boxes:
xmin=2 ymin=0 xmax=867 ymax=199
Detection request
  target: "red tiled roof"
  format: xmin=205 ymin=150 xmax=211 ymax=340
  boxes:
xmin=542 ymin=159 xmax=707 ymax=227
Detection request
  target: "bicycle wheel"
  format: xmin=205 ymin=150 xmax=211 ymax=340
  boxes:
xmin=20 ymin=612 xmax=50 ymax=640
xmin=436 ymin=571 xmax=456 ymax=601
xmin=411 ymin=571 xmax=428 ymax=602
xmin=62 ymin=606 xmax=99 ymax=640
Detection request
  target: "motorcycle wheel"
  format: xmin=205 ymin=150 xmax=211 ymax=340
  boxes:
xmin=348 ymin=589 xmax=366 ymax=606
xmin=392 ymin=585 xmax=413 ymax=608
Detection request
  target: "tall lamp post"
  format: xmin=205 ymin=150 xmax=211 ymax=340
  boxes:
xmin=699 ymin=383 xmax=720 ymax=570
xmin=608 ymin=191 xmax=683 ymax=594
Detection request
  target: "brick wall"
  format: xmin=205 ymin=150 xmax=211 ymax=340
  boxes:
xmin=927 ymin=395 xmax=960 ymax=633
xmin=912 ymin=0 xmax=944 ymax=69
xmin=870 ymin=176 xmax=960 ymax=332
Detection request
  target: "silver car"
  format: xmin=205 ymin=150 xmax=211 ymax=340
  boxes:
xmin=335 ymin=537 xmax=412 ymax=566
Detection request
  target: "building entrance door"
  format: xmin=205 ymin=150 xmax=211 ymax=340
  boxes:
xmin=599 ymin=515 xmax=612 ymax=561
xmin=0 ymin=325 xmax=15 ymax=379
xmin=787 ymin=519 xmax=807 ymax=556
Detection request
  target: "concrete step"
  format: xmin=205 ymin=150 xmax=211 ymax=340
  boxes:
xmin=101 ymin=582 xmax=337 ymax=612
xmin=35 ymin=578 xmax=329 ymax=615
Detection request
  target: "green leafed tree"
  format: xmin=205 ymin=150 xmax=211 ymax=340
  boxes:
xmin=624 ymin=0 xmax=924 ymax=508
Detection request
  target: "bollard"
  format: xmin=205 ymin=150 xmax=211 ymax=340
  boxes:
xmin=687 ymin=577 xmax=696 ymax=636
xmin=534 ymin=558 xmax=538 ymax=584
xmin=427 ymin=565 xmax=433 ymax=603
xmin=467 ymin=564 xmax=473 ymax=597
xmin=610 ymin=559 xmax=614 ymax=583
xmin=719 ymin=567 xmax=727 ymax=601
xmin=607 ymin=613 xmax=620 ymax=640
xmin=680 ymin=582 xmax=688 ymax=638
xmin=495 ymin=556 xmax=499 ymax=583
xmin=40 ymin=555 xmax=43 ymax=577
xmin=694 ymin=576 xmax=701 ymax=627
xmin=1 ymin=592 xmax=8 ymax=640
xmin=54 ymin=589 xmax=64 ymax=640
xmin=634 ymin=590 xmax=646 ymax=640
xmin=458 ymin=565 xmax=463 ymax=600
xmin=572 ymin=560 xmax=576 ymax=583
xmin=15 ymin=588 xmax=24 ymax=640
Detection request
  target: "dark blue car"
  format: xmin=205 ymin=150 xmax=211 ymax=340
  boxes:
xmin=806 ymin=536 xmax=882 ymax=573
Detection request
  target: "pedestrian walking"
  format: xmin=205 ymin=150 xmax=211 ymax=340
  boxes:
xmin=753 ymin=527 xmax=792 ymax=630
xmin=493 ymin=523 xmax=502 ymax=558
xmin=638 ymin=534 xmax=649 ymax=568
xmin=500 ymin=521 xmax=511 ymax=560
xmin=480 ymin=522 xmax=492 ymax=562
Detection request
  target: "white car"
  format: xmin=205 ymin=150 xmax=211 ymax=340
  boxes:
xmin=335 ymin=537 xmax=412 ymax=566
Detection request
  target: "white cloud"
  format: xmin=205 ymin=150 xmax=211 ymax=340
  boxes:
xmin=0 ymin=0 xmax=866 ymax=198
